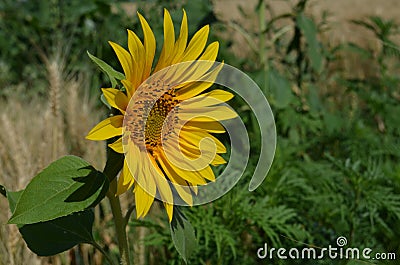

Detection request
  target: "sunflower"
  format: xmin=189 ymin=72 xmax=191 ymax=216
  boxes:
xmin=86 ymin=9 xmax=236 ymax=221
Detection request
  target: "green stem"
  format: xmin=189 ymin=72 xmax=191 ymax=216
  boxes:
xmin=258 ymin=0 xmax=266 ymax=66
xmin=92 ymin=241 xmax=117 ymax=265
xmin=124 ymin=204 xmax=136 ymax=227
xmin=258 ymin=0 xmax=269 ymax=95
xmin=252 ymin=0 xmax=269 ymax=136
xmin=108 ymin=181 xmax=132 ymax=265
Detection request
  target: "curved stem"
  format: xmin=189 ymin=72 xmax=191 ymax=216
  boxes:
xmin=91 ymin=241 xmax=117 ymax=265
xmin=124 ymin=203 xmax=136 ymax=226
xmin=107 ymin=180 xmax=132 ymax=265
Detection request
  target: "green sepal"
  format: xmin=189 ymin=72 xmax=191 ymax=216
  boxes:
xmin=101 ymin=93 xmax=112 ymax=109
xmin=103 ymin=142 xmax=124 ymax=183
xmin=87 ymin=51 xmax=125 ymax=88
xmin=170 ymin=207 xmax=198 ymax=264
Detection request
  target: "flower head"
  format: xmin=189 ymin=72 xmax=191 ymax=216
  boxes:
xmin=86 ymin=9 xmax=236 ymax=221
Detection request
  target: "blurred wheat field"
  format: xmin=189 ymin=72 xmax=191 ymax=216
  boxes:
xmin=0 ymin=54 xmax=106 ymax=265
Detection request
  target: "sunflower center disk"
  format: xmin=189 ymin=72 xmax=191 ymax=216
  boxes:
xmin=125 ymin=89 xmax=180 ymax=153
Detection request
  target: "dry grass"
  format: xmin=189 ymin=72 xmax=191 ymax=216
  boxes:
xmin=0 ymin=52 xmax=106 ymax=264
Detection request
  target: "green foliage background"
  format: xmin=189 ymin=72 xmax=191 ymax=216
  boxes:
xmin=1 ymin=0 xmax=399 ymax=264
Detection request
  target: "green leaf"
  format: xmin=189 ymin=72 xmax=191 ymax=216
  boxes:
xmin=170 ymin=208 xmax=197 ymax=263
xmin=5 ymin=188 xmax=94 ymax=256
xmin=20 ymin=210 xmax=95 ymax=256
xmin=9 ymin=156 xmax=108 ymax=225
xmin=268 ymin=68 xmax=294 ymax=109
xmin=87 ymin=51 xmax=125 ymax=88
xmin=323 ymin=111 xmax=344 ymax=135
xmin=7 ymin=190 xmax=23 ymax=213
xmin=307 ymin=84 xmax=322 ymax=114
xmin=297 ymin=14 xmax=323 ymax=73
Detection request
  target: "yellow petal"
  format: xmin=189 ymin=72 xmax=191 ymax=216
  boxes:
xmin=154 ymin=9 xmax=175 ymax=72
xmin=179 ymin=142 xmax=201 ymax=157
xmin=160 ymin=147 xmax=207 ymax=185
xmin=182 ymin=119 xmax=226 ymax=133
xmin=177 ymin=141 xmax=219 ymax=170
xmin=191 ymin=185 xmax=198 ymax=195
xmin=138 ymin=12 xmax=156 ymax=80
xmin=108 ymin=137 xmax=124 ymax=153
xmin=117 ymin=161 xmax=135 ymax=195
xmin=182 ymin=25 xmax=209 ymax=61
xmin=108 ymin=41 xmax=132 ymax=82
xmin=173 ymin=42 xmax=220 ymax=87
xmin=127 ymin=29 xmax=144 ymax=65
xmin=170 ymin=10 xmax=188 ymax=64
xmin=162 ymin=35 xmax=219 ymax=88
xmin=179 ymin=89 xmax=234 ymax=108
xmin=86 ymin=115 xmax=123 ymax=140
xmin=164 ymin=140 xmax=213 ymax=174
xmin=200 ymin=165 xmax=215 ymax=181
xmin=154 ymin=174 xmax=173 ymax=204
xmin=125 ymin=140 xmax=141 ymax=179
xmin=164 ymin=202 xmax=174 ymax=222
xmin=178 ymin=143 xmax=201 ymax=158
xmin=121 ymin=79 xmax=134 ymax=98
xmin=179 ymin=130 xmax=227 ymax=153
xmin=157 ymin=154 xmax=193 ymax=206
xmin=175 ymin=62 xmax=224 ymax=100
xmin=198 ymin=41 xmax=219 ymax=61
xmin=122 ymin=160 xmax=134 ymax=186
xmin=101 ymin=88 xmax=128 ymax=113
xmin=160 ymin=142 xmax=213 ymax=183
xmin=211 ymin=154 xmax=226 ymax=165
xmin=147 ymin=153 xmax=173 ymax=204
xmin=127 ymin=29 xmax=145 ymax=89
xmin=134 ymin=152 xmax=157 ymax=218
xmin=163 ymin=60 xmax=196 ymax=86
xmin=134 ymin=183 xmax=155 ymax=219
xmin=140 ymin=153 xmax=157 ymax=198
xmin=178 ymin=106 xmax=238 ymax=123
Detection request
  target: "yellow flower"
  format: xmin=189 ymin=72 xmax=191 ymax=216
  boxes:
xmin=86 ymin=9 xmax=236 ymax=221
